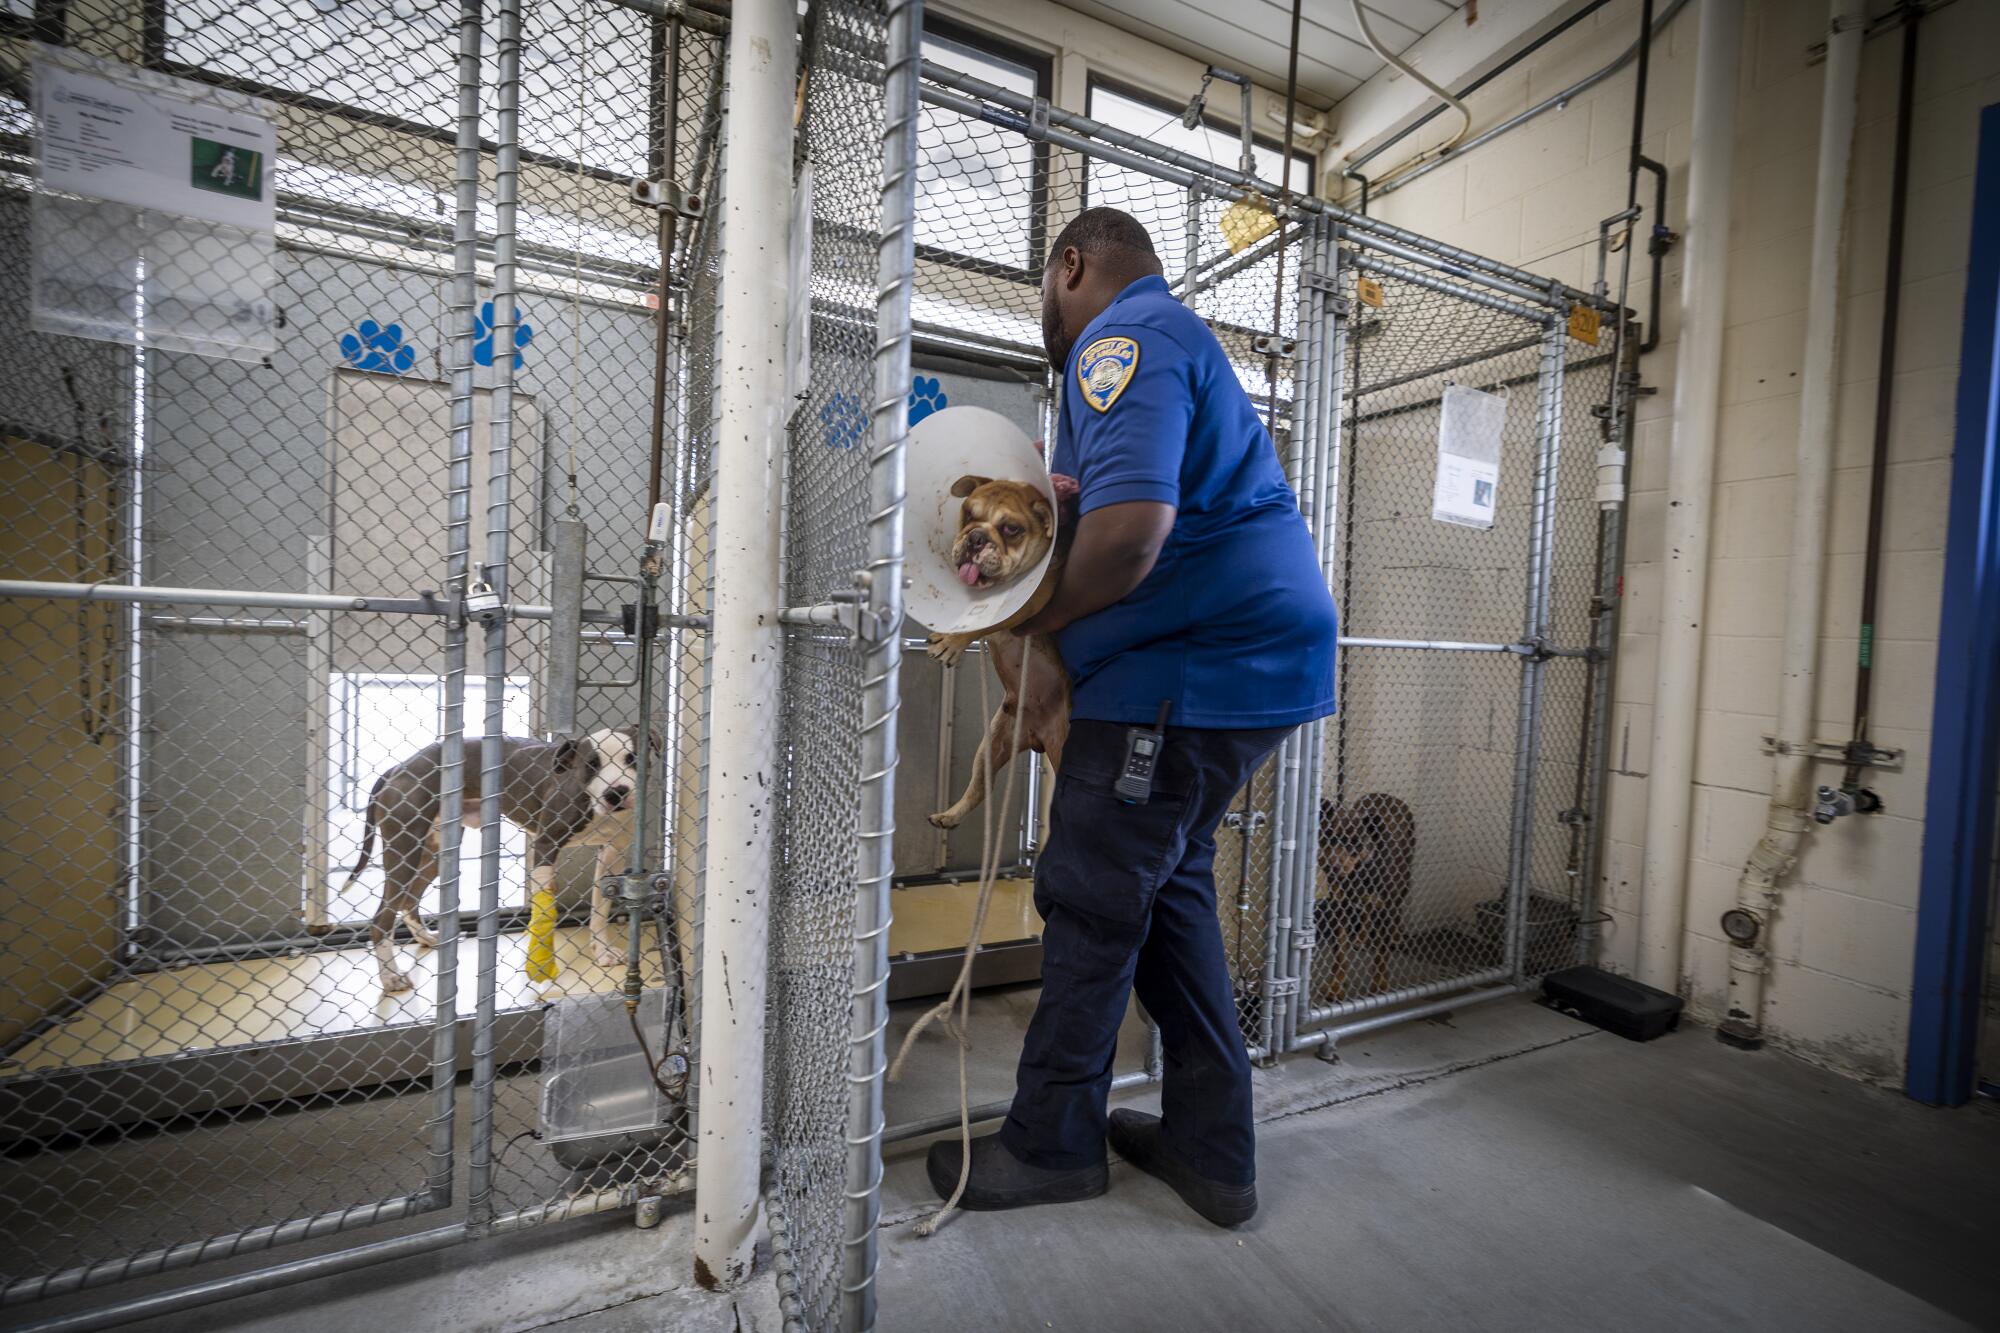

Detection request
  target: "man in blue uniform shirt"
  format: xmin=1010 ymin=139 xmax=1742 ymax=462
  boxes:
xmin=925 ymin=207 xmax=1338 ymax=1225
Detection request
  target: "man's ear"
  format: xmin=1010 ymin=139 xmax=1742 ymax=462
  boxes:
xmin=950 ymin=474 xmax=991 ymax=498
xmin=1061 ymin=245 xmax=1086 ymax=291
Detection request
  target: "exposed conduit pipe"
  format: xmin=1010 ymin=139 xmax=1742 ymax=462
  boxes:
xmin=1634 ymin=0 xmax=1740 ymax=994
xmin=1717 ymin=0 xmax=1866 ymax=1049
xmin=1345 ymin=0 xmax=1472 ymax=187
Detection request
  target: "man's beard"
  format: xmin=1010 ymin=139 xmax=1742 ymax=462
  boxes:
xmin=1041 ymin=296 xmax=1072 ymax=371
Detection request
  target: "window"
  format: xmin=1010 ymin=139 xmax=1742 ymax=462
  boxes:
xmin=150 ymin=0 xmax=655 ymax=177
xmin=917 ymin=18 xmax=1051 ymax=274
xmin=1085 ymin=79 xmax=1315 ymax=282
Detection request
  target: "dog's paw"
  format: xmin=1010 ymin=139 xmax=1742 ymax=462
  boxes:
xmin=927 ymin=810 xmax=961 ymax=831
xmin=927 ymin=633 xmax=967 ymax=667
xmin=593 ymin=943 xmax=624 ymax=970
xmin=404 ymin=917 xmax=441 ymax=949
xmin=380 ymin=968 xmax=415 ymax=994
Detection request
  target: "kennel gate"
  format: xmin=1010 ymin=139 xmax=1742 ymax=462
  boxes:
xmin=1 ymin=0 xmax=724 ymax=1317
xmin=745 ymin=53 xmax=1634 ymax=1332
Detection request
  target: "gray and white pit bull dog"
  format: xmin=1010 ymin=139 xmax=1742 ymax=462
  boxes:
xmin=331 ymin=727 xmax=655 ymax=992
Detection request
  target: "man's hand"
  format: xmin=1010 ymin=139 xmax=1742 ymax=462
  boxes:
xmin=1016 ymin=499 xmax=1175 ymax=637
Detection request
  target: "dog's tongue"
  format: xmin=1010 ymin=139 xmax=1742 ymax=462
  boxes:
xmin=957 ymin=561 xmax=981 ymax=587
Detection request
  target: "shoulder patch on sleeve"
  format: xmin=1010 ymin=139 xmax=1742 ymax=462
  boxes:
xmin=1076 ymin=335 xmax=1140 ymax=414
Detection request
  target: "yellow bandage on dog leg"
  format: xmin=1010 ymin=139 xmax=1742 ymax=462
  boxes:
xmin=526 ymin=885 xmax=561 ymax=982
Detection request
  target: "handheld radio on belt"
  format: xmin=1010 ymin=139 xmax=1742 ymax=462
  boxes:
xmin=1114 ymin=699 xmax=1172 ymax=804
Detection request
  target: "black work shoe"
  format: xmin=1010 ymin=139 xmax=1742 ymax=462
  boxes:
xmin=925 ymin=1131 xmax=1108 ymax=1211
xmin=1107 ymin=1109 xmax=1257 ymax=1227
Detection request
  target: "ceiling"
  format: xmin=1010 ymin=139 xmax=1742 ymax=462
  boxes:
xmin=1053 ymin=0 xmax=1465 ymax=111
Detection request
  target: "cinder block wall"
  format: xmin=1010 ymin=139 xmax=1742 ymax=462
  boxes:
xmin=1341 ymin=0 xmax=2000 ymax=1082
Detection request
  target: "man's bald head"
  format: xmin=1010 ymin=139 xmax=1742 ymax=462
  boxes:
xmin=1040 ymin=207 xmax=1165 ymax=369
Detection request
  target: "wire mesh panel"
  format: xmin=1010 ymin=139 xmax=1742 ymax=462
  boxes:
xmin=1302 ymin=268 xmax=1553 ymax=1026
xmin=910 ymin=67 xmax=1309 ymax=1056
xmin=765 ymin=2 xmax=886 ymax=1327
xmin=1 ymin=0 xmax=716 ymax=1308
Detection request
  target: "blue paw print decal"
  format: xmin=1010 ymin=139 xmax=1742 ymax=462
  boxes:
xmin=821 ymin=391 xmax=868 ymax=450
xmin=473 ymin=301 xmax=533 ymax=368
xmin=908 ymin=375 xmax=948 ymax=426
xmin=339 ymin=320 xmax=417 ymax=375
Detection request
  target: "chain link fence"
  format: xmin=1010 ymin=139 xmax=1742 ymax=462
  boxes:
xmin=4 ymin=1 xmax=1628 ymax=1326
xmin=2 ymin=0 xmax=717 ymax=1310
xmin=900 ymin=67 xmax=1629 ymax=1075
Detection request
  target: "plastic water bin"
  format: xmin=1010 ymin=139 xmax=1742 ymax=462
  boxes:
xmin=538 ymin=989 xmax=676 ymax=1169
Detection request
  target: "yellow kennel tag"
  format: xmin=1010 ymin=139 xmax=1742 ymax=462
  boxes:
xmin=1568 ymin=304 xmax=1602 ymax=345
xmin=1218 ymin=192 xmax=1279 ymax=254
xmin=1356 ymin=276 xmax=1385 ymax=308
xmin=1077 ymin=336 xmax=1140 ymax=413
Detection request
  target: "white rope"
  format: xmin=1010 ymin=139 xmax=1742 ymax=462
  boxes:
xmin=887 ymin=638 xmax=1034 ymax=1237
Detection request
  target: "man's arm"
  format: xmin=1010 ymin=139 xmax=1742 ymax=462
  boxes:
xmin=1014 ymin=500 xmax=1175 ymax=636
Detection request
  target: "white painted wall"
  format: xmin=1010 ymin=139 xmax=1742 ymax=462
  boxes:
xmin=1340 ymin=0 xmax=1998 ymax=1082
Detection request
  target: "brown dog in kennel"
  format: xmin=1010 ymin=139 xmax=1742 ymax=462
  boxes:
xmin=1314 ymin=793 xmax=1417 ymax=1003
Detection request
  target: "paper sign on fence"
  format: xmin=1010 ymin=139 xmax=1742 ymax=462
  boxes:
xmin=1432 ymin=383 xmax=1506 ymax=529
xmin=31 ymin=45 xmax=278 ymax=360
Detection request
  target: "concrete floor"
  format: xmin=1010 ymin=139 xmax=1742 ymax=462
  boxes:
xmin=14 ymin=992 xmax=2000 ymax=1333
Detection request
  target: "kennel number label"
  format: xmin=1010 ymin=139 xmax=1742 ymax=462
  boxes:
xmin=34 ymin=48 xmax=277 ymax=231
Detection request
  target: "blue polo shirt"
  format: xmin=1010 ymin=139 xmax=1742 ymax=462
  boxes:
xmin=1052 ymin=274 xmax=1338 ymax=729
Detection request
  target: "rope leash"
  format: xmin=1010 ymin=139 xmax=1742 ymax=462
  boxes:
xmin=887 ymin=638 xmax=1033 ymax=1237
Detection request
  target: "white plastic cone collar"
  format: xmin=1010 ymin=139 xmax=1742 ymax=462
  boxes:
xmin=903 ymin=404 xmax=1057 ymax=636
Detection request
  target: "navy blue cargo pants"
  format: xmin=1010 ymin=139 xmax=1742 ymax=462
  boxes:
xmin=999 ymin=718 xmax=1291 ymax=1188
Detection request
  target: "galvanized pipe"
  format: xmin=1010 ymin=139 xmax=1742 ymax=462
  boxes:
xmin=843 ymin=0 xmax=919 ymax=1325
xmin=1264 ymin=219 xmax=1320 ymax=1062
xmin=1299 ymin=967 xmax=1514 ymax=1029
xmin=465 ymin=0 xmax=524 ymax=1229
xmin=6 ymin=1177 xmax=696 ymax=1332
xmin=542 ymin=516 xmax=587 ymax=736
xmin=1294 ymin=982 xmax=1523 ymax=1050
xmin=1287 ymin=220 xmax=1342 ymax=1050
xmin=0 ymin=579 xmax=436 ymax=613
xmin=1274 ymin=216 xmax=1329 ymax=1055
xmin=881 ymin=1069 xmax=1157 ymax=1145
xmin=1347 ymin=254 xmax=1546 ymax=324
xmin=1500 ymin=320 xmax=1568 ymax=984
xmin=427 ymin=0 xmax=484 ymax=1217
xmin=914 ymin=62 xmax=1594 ymax=311
xmin=0 ymin=1194 xmax=439 ymax=1308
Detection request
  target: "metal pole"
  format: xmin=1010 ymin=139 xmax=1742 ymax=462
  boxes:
xmin=1289 ymin=217 xmax=1341 ymax=1047
xmin=844 ymin=4 xmax=918 ymax=1324
xmin=466 ymin=0 xmax=522 ymax=1228
xmin=1272 ymin=213 xmax=1321 ymax=1054
xmin=913 ymin=63 xmax=1593 ymax=311
xmin=1502 ymin=319 xmax=1568 ymax=982
xmin=427 ymin=0 xmax=483 ymax=1214
xmin=693 ymin=0 xmax=793 ymax=1290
